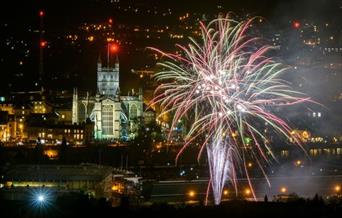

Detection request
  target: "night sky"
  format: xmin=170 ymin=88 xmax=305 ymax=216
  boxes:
xmin=1 ymin=0 xmax=340 ymax=23
xmin=0 ymin=0 xmax=341 ymax=98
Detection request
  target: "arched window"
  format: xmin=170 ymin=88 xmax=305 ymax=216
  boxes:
xmin=130 ymin=104 xmax=137 ymax=119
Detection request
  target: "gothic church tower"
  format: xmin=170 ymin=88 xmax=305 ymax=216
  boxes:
xmin=97 ymin=55 xmax=119 ymax=96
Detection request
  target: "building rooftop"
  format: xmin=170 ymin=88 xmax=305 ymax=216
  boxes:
xmin=3 ymin=164 xmax=114 ymax=182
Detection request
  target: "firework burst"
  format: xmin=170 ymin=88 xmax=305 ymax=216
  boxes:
xmin=150 ymin=17 xmax=311 ymax=205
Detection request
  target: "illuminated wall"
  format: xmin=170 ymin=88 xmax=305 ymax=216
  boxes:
xmin=97 ymin=58 xmax=119 ymax=96
xmin=71 ymin=56 xmax=144 ymax=141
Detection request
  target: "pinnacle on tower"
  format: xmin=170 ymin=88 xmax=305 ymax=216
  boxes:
xmin=97 ymin=54 xmax=102 ymax=70
xmin=115 ymin=55 xmax=119 ymax=71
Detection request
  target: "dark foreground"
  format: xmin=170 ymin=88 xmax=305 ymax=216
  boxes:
xmin=1 ymin=194 xmax=342 ymax=218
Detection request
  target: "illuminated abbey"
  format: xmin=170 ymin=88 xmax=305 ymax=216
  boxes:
xmin=72 ymin=56 xmax=143 ymax=140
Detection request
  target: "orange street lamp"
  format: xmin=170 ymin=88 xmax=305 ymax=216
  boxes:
xmin=188 ymin=190 xmax=196 ymax=198
xmin=245 ymin=188 xmax=251 ymax=196
xmin=280 ymin=187 xmax=287 ymax=194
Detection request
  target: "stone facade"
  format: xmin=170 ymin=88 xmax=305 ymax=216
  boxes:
xmin=72 ymin=56 xmax=143 ymax=141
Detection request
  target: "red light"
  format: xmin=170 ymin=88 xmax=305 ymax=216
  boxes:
xmin=109 ymin=43 xmax=119 ymax=53
xmin=39 ymin=10 xmax=44 ymax=17
xmin=40 ymin=41 xmax=47 ymax=48
xmin=108 ymin=18 xmax=113 ymax=24
xmin=292 ymin=21 xmax=300 ymax=29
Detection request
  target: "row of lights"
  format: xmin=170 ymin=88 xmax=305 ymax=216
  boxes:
xmin=18 ymin=184 xmax=342 ymax=210
xmin=187 ymin=188 xmax=247 ymax=198
xmin=187 ymin=185 xmax=341 ymax=198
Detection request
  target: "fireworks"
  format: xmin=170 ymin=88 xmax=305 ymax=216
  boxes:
xmin=150 ymin=17 xmax=310 ymax=205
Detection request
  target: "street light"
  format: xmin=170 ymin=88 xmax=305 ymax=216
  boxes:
xmin=295 ymin=160 xmax=302 ymax=166
xmin=334 ymin=185 xmax=341 ymax=193
xmin=280 ymin=187 xmax=287 ymax=194
xmin=245 ymin=188 xmax=251 ymax=196
xmin=188 ymin=190 xmax=196 ymax=198
xmin=37 ymin=194 xmax=45 ymax=203
xmin=32 ymin=192 xmax=49 ymax=207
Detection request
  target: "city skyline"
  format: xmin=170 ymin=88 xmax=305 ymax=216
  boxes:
xmin=0 ymin=0 xmax=341 ymax=216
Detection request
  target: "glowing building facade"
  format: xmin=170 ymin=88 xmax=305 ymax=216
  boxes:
xmin=72 ymin=56 xmax=143 ymax=141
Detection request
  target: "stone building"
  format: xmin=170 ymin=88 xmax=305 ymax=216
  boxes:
xmin=72 ymin=56 xmax=143 ymax=141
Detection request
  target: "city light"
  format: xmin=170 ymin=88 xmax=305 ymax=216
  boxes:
xmin=107 ymin=37 xmax=115 ymax=42
xmin=280 ymin=187 xmax=287 ymax=193
xmin=40 ymin=41 xmax=47 ymax=48
xmin=43 ymin=149 xmax=59 ymax=159
xmin=30 ymin=189 xmax=52 ymax=208
xmin=295 ymin=160 xmax=302 ymax=166
xmin=109 ymin=43 xmax=119 ymax=53
xmin=244 ymin=188 xmax=251 ymax=196
xmin=292 ymin=20 xmax=301 ymax=29
xmin=37 ymin=194 xmax=45 ymax=203
xmin=87 ymin=36 xmax=94 ymax=42
xmin=0 ymin=1 xmax=340 ymax=215
xmin=188 ymin=190 xmax=196 ymax=198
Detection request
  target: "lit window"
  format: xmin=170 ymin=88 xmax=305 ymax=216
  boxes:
xmin=310 ymin=149 xmax=319 ymax=156
xmin=323 ymin=149 xmax=330 ymax=155
xmin=337 ymin=148 xmax=342 ymax=155
xmin=280 ymin=150 xmax=289 ymax=157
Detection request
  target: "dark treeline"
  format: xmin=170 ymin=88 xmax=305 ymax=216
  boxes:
xmin=1 ymin=193 xmax=342 ymax=218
